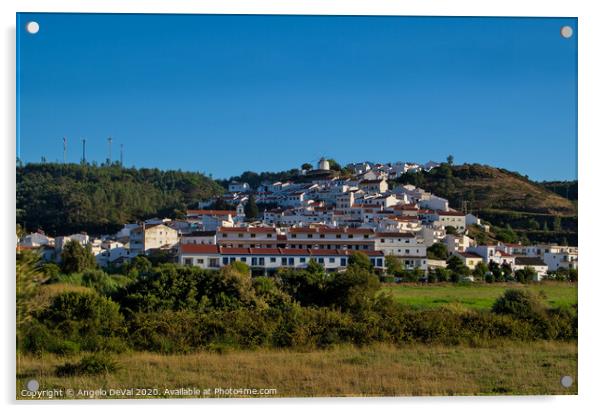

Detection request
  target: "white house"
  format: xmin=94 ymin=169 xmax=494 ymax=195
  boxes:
xmin=129 ymin=223 xmax=179 ymax=255
xmin=465 ymin=214 xmax=482 ymax=226
xmin=514 ymin=256 xmax=548 ymax=281
xmin=181 ymin=230 xmax=217 ymax=245
xmin=186 ymin=209 xmax=238 ymax=231
xmin=374 ymin=232 xmax=427 ymax=269
xmin=95 ymin=241 xmax=134 ymax=267
xmin=55 ymin=233 xmax=90 ymax=251
xmin=543 ymin=248 xmax=578 ymax=271
xmin=443 ymin=234 xmax=474 ymax=253
xmin=436 ymin=210 xmax=467 ymax=232
xmin=419 ymin=195 xmax=449 ymax=212
xmin=116 ymin=223 xmax=140 ymax=240
xmin=178 ymin=244 xmax=386 ymax=273
xmin=20 ymin=232 xmax=54 ymax=248
xmin=359 ymin=179 xmax=388 ymax=194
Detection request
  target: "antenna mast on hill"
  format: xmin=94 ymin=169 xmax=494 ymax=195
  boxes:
xmin=63 ymin=137 xmax=67 ymax=163
xmin=120 ymin=144 xmax=124 ymax=166
xmin=81 ymin=138 xmax=87 ymax=164
xmin=108 ymin=136 xmax=113 ymax=164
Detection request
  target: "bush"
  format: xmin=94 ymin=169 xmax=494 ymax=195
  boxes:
xmin=492 ymin=289 xmax=546 ymax=320
xmin=37 ymin=291 xmax=126 ymax=352
xmin=41 ymin=263 xmax=62 ymax=282
xmin=20 ymin=321 xmax=80 ymax=355
xmin=56 ymin=353 xmax=120 ymax=376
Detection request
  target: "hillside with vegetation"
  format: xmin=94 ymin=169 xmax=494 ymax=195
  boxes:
xmin=540 ymin=180 xmax=578 ymax=201
xmin=393 ymin=163 xmax=576 ymax=215
xmin=393 ymin=163 xmax=577 ymax=245
xmin=16 ymin=163 xmax=224 ymax=236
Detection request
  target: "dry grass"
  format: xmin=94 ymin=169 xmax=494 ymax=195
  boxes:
xmin=17 ymin=341 xmax=577 ymax=399
xmin=34 ymin=283 xmax=94 ymax=308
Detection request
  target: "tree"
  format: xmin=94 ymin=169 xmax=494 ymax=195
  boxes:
xmin=489 ymin=261 xmax=503 ymax=282
xmin=61 ymin=240 xmax=97 ymax=274
xmin=230 ymin=261 xmax=251 ymax=276
xmin=301 ymin=163 xmax=313 ymax=171
xmin=16 ymin=251 xmax=47 ymax=342
xmin=472 ymin=261 xmax=489 ymax=279
xmin=446 ymin=155 xmax=454 ymax=165
xmin=446 ymin=255 xmax=470 ymax=281
xmin=427 ymin=243 xmax=449 ymax=260
xmin=327 ymin=159 xmax=342 ymax=172
xmin=514 ymin=266 xmax=537 ymax=283
xmin=128 ymin=256 xmax=152 ymax=277
xmin=330 ymin=266 xmax=380 ymax=311
xmin=348 ymin=252 xmax=373 ymax=272
xmin=306 ymin=259 xmax=325 ymax=275
xmin=445 ymin=226 xmax=458 ymax=236
xmin=208 ymin=197 xmax=232 ymax=211
xmin=385 ymin=255 xmax=404 ymax=276
xmin=501 ymin=263 xmax=513 ymax=280
xmin=244 ymin=195 xmax=259 ymax=220
xmin=553 ymin=215 xmax=562 ymax=232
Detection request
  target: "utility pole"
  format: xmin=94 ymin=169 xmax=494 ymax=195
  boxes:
xmin=81 ymin=138 xmax=87 ymax=164
xmin=63 ymin=137 xmax=67 ymax=163
xmin=108 ymin=136 xmax=113 ymax=164
xmin=120 ymin=144 xmax=124 ymax=166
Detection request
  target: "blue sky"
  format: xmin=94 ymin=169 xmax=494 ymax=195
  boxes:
xmin=17 ymin=14 xmax=577 ymax=181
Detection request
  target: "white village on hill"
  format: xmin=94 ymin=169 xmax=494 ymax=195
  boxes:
xmin=18 ymin=158 xmax=577 ymax=281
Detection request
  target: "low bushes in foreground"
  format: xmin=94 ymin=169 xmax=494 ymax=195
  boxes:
xmin=17 ymin=256 xmax=577 ymax=355
xmin=55 ymin=353 xmax=120 ymax=377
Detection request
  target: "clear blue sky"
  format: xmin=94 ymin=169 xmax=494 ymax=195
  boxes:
xmin=17 ymin=13 xmax=577 ymax=181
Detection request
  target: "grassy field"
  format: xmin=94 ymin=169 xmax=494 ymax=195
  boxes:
xmin=17 ymin=341 xmax=576 ymax=399
xmin=381 ymin=282 xmax=577 ymax=310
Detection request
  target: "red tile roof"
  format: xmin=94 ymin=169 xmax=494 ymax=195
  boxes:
xmin=180 ymin=245 xmax=385 ymax=257
xmin=437 ymin=210 xmax=465 ymax=216
xmin=375 ymin=232 xmax=415 ymax=238
xmin=219 ymin=227 xmax=276 ymax=234
xmin=180 ymin=244 xmax=219 ymax=254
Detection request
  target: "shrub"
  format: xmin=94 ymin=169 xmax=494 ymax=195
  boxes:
xmin=435 ymin=268 xmax=450 ymax=282
xmin=41 ymin=263 xmax=62 ymax=282
xmin=329 ymin=266 xmax=380 ymax=312
xmin=37 ymin=291 xmax=126 ymax=352
xmin=56 ymin=353 xmax=120 ymax=376
xmin=492 ymin=289 xmax=546 ymax=321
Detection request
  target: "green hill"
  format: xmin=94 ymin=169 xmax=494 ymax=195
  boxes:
xmin=16 ymin=163 xmax=224 ymax=236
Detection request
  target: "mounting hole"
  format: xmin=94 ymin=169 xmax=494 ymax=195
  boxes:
xmin=26 ymin=379 xmax=39 ymax=392
xmin=560 ymin=375 xmax=573 ymax=388
xmin=560 ymin=26 xmax=573 ymax=39
xmin=26 ymin=21 xmax=40 ymax=34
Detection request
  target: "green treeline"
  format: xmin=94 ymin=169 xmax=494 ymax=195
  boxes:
xmin=17 ymin=251 xmax=577 ymax=356
xmin=17 ymin=163 xmax=224 ymax=235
